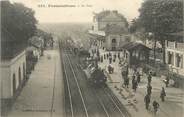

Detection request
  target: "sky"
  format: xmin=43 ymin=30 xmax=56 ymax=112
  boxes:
xmin=10 ymin=0 xmax=143 ymax=23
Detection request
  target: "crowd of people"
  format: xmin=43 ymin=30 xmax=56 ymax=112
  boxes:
xmin=122 ymin=66 xmax=167 ymax=115
xmin=98 ymin=50 xmax=169 ymax=115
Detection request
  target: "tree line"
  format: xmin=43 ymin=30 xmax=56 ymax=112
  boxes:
xmin=129 ymin=0 xmax=183 ymax=64
xmin=1 ymin=1 xmax=37 ymax=43
xmin=1 ymin=1 xmax=53 ymax=54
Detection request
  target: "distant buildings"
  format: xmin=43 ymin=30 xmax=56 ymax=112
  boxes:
xmin=165 ymin=31 xmax=184 ymax=76
xmin=89 ymin=10 xmax=129 ymax=51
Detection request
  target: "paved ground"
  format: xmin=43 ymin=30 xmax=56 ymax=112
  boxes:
xmin=7 ymin=43 xmax=64 ymax=117
xmin=98 ymin=49 xmax=184 ymax=117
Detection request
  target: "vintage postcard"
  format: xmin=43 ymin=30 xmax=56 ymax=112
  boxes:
xmin=1 ymin=0 xmax=183 ymax=117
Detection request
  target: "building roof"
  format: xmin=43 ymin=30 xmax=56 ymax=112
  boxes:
xmin=88 ymin=33 xmax=105 ymax=41
xmin=121 ymin=42 xmax=151 ymax=51
xmin=94 ymin=10 xmax=111 ymax=20
xmin=94 ymin=10 xmax=128 ymax=23
xmin=104 ymin=24 xmax=128 ymax=35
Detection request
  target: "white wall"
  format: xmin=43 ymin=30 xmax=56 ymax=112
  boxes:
xmin=1 ymin=50 xmax=26 ymax=99
xmin=165 ymin=48 xmax=184 ymax=76
xmin=1 ymin=66 xmax=11 ymax=98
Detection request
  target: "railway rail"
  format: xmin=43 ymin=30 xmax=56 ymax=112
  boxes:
xmin=62 ymin=53 xmax=89 ymax=117
xmin=60 ymin=41 xmax=131 ymax=117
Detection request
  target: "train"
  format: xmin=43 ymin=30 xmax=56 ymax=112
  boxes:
xmin=85 ymin=64 xmax=107 ymax=87
xmin=73 ymin=47 xmax=90 ymax=57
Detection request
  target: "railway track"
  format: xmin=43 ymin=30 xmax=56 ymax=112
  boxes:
xmin=67 ymin=53 xmax=131 ymax=117
xmin=62 ymin=53 xmax=89 ymax=117
xmin=60 ymin=41 xmax=131 ymax=117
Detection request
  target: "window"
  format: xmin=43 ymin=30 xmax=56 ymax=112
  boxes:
xmin=176 ymin=54 xmax=183 ymax=68
xmin=112 ymin=39 xmax=116 ymax=43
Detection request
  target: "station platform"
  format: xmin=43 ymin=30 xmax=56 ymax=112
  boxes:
xmin=7 ymin=43 xmax=64 ymax=117
xmin=98 ymin=49 xmax=184 ymax=117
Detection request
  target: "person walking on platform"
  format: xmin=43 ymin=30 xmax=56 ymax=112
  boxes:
xmin=165 ymin=76 xmax=170 ymax=87
xmin=144 ymin=94 xmax=151 ymax=110
xmin=147 ymin=84 xmax=152 ymax=95
xmin=104 ymin=54 xmax=106 ymax=60
xmin=153 ymin=100 xmax=159 ymax=115
xmin=132 ymin=75 xmax=136 ymax=89
xmin=109 ymin=56 xmax=112 ymax=64
xmin=160 ymin=87 xmax=166 ymax=102
xmin=118 ymin=52 xmax=120 ymax=60
xmin=147 ymin=73 xmax=152 ymax=84
xmin=109 ymin=52 xmax=111 ymax=57
xmin=133 ymin=68 xmax=137 ymax=76
xmin=137 ymin=71 xmax=141 ymax=83
xmin=133 ymin=80 xmax=138 ymax=92
xmin=124 ymin=77 xmax=129 ymax=88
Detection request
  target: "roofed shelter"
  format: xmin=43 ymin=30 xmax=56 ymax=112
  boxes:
xmin=121 ymin=42 xmax=151 ymax=66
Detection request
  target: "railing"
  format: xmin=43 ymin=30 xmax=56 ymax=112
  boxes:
xmin=167 ymin=41 xmax=175 ymax=48
xmin=176 ymin=42 xmax=184 ymax=50
xmin=167 ymin=41 xmax=184 ymax=50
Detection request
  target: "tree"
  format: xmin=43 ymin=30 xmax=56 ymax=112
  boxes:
xmin=129 ymin=18 xmax=139 ymax=34
xmin=1 ymin=1 xmax=37 ymax=43
xmin=138 ymin=0 xmax=183 ymax=64
xmin=129 ymin=18 xmax=148 ymax=44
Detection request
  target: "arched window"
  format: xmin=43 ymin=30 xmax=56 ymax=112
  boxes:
xmin=112 ymin=39 xmax=116 ymax=43
xmin=13 ymin=74 xmax=16 ymax=96
xmin=18 ymin=67 xmax=21 ymax=86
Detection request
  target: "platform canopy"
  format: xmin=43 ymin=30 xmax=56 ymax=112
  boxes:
xmin=88 ymin=32 xmax=105 ymax=41
xmin=121 ymin=42 xmax=151 ymax=51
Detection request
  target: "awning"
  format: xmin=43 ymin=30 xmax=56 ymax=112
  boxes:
xmin=88 ymin=33 xmax=105 ymax=41
xmin=121 ymin=42 xmax=151 ymax=51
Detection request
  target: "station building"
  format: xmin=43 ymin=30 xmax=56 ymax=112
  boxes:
xmin=1 ymin=31 xmax=27 ymax=112
xmin=165 ymin=31 xmax=184 ymax=77
xmin=88 ymin=10 xmax=130 ymax=51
